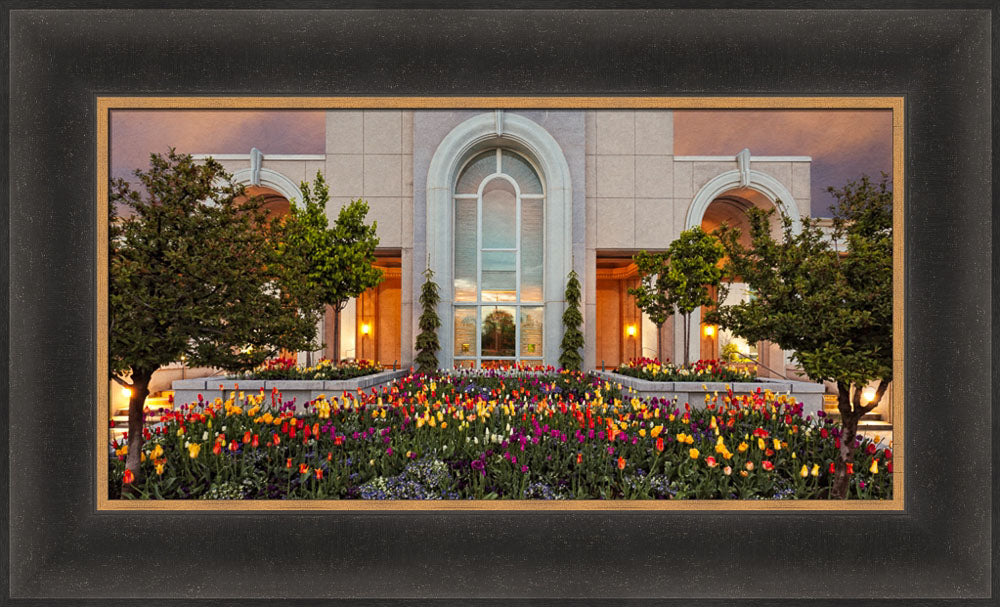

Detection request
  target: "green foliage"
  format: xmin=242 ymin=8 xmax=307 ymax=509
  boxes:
xmin=108 ymin=149 xmax=320 ymax=380
xmin=414 ymin=268 xmax=441 ymax=373
xmin=712 ymin=174 xmax=893 ymax=498
xmin=630 ymin=227 xmax=725 ymax=364
xmin=712 ymin=175 xmax=893 ymax=388
xmin=280 ymin=173 xmax=383 ymax=315
xmin=559 ymin=270 xmax=584 ymax=371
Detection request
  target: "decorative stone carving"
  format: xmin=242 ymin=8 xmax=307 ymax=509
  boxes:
xmin=736 ymin=147 xmax=751 ymax=187
xmin=250 ymin=147 xmax=263 ymax=186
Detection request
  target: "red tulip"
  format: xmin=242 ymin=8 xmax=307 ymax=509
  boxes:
xmin=286 ymin=458 xmax=293 ymax=469
xmin=829 ymin=462 xmax=836 ymax=474
xmin=251 ymin=434 xmax=259 ymax=448
xmin=761 ymin=460 xmax=774 ymax=471
xmin=846 ymin=463 xmax=854 ymax=474
xmin=655 ymin=437 xmax=664 ymax=452
xmin=122 ymin=469 xmax=135 ymax=484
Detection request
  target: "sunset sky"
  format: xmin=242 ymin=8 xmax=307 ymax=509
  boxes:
xmin=110 ymin=109 xmax=892 ymax=217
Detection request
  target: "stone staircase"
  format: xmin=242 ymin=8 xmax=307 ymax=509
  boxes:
xmin=110 ymin=390 xmax=174 ymax=444
xmin=821 ymin=394 xmax=893 ymax=432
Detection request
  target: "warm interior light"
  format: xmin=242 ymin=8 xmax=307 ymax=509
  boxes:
xmin=625 ymin=324 xmax=637 ymax=337
xmin=861 ymin=387 xmax=876 ymax=404
xmin=121 ymin=386 xmax=132 ymax=398
xmin=703 ymin=325 xmax=716 ymax=337
xmin=360 ymin=323 xmax=371 ymax=336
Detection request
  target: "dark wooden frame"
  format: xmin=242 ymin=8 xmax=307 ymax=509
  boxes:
xmin=5 ymin=5 xmax=995 ymax=604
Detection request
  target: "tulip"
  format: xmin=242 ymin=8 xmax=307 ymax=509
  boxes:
xmin=155 ymin=463 xmax=165 ymax=476
xmin=705 ymin=456 xmax=718 ymax=468
xmin=251 ymin=434 xmax=259 ymax=448
xmin=212 ymin=442 xmax=222 ymax=456
xmin=122 ymin=469 xmax=134 ymax=484
xmin=655 ymin=437 xmax=664 ymax=452
xmin=799 ymin=464 xmax=808 ymax=478
xmin=762 ymin=460 xmax=774 ymax=471
xmin=272 ymin=433 xmax=281 ymax=446
xmin=689 ymin=448 xmax=699 ymax=460
xmin=745 ymin=461 xmax=754 ymax=471
xmin=829 ymin=462 xmax=836 ymax=474
xmin=723 ymin=466 xmax=732 ymax=476
xmin=577 ymin=453 xmax=583 ymax=464
xmin=810 ymin=464 xmax=819 ymax=477
xmin=286 ymin=458 xmax=293 ymax=469
xmin=187 ymin=443 xmax=201 ymax=459
xmin=299 ymin=463 xmax=310 ymax=474
xmin=870 ymin=460 xmax=878 ymax=474
xmin=316 ymin=468 xmax=323 ymax=480
xmin=846 ymin=463 xmax=854 ymax=474
xmin=757 ymin=438 xmax=766 ymax=451
xmin=617 ymin=456 xmax=626 ymax=470
xmin=243 ymin=431 xmax=252 ymax=444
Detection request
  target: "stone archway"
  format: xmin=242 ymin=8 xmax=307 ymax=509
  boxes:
xmin=425 ymin=111 xmax=573 ymax=368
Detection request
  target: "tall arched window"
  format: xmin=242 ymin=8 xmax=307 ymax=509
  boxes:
xmin=453 ymin=148 xmax=545 ymax=368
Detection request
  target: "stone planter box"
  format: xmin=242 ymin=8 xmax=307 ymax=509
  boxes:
xmin=171 ymin=369 xmax=410 ymax=415
xmin=591 ymin=371 xmax=827 ymax=414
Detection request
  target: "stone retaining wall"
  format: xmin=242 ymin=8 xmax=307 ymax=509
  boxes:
xmin=591 ymin=371 xmax=827 ymax=413
xmin=172 ymin=369 xmax=410 ymax=415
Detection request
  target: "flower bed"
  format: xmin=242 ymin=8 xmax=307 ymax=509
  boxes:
xmin=114 ymin=370 xmax=891 ymax=500
xmin=615 ymin=358 xmax=757 ymax=382
xmin=234 ymin=357 xmax=384 ymax=381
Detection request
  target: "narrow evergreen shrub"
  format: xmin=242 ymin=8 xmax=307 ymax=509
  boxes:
xmin=414 ymin=268 xmax=441 ymax=373
xmin=559 ymin=270 xmax=584 ymax=371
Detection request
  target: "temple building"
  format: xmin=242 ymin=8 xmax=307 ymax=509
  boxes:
xmin=195 ymin=109 xmax=814 ymax=374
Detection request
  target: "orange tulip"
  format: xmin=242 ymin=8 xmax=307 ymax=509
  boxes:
xmin=617 ymin=456 xmax=626 ymax=470
xmin=122 ymin=469 xmax=135 ymax=484
xmin=655 ymin=437 xmax=664 ymax=452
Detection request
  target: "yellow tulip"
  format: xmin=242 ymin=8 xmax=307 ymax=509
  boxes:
xmin=650 ymin=425 xmax=663 ymax=438
xmin=773 ymin=438 xmax=782 ymax=451
xmin=152 ymin=444 xmax=164 ymax=459
xmin=757 ymin=438 xmax=766 ymax=451
xmin=810 ymin=464 xmax=819 ymax=477
xmin=870 ymin=460 xmax=879 ymax=474
xmin=689 ymin=448 xmax=700 ymax=459
xmin=738 ymin=441 xmax=749 ymax=453
xmin=800 ymin=465 xmax=808 ymax=478
xmin=155 ymin=463 xmax=165 ymax=475
xmin=188 ymin=443 xmax=201 ymax=459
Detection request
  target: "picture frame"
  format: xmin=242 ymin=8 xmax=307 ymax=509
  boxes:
xmin=5 ymin=5 xmax=994 ymax=604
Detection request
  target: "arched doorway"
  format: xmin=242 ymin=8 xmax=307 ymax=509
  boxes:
xmin=686 ymin=168 xmax=802 ymax=378
xmin=425 ymin=112 xmax=573 ymax=369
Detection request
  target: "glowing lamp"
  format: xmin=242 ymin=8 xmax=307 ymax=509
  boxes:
xmin=625 ymin=324 xmax=637 ymax=337
xmin=360 ymin=323 xmax=371 ymax=336
xmin=861 ymin=387 xmax=876 ymax=404
xmin=703 ymin=325 xmax=716 ymax=337
xmin=121 ymin=386 xmax=132 ymax=398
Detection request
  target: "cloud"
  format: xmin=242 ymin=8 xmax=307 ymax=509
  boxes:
xmin=110 ymin=110 xmax=325 ymax=182
xmin=674 ymin=110 xmax=893 ymax=215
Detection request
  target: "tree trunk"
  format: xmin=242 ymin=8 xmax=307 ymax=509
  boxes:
xmin=682 ymin=313 xmax=691 ymax=366
xmin=656 ymin=322 xmax=664 ymax=363
xmin=830 ymin=379 xmax=890 ymax=499
xmin=332 ymin=307 xmax=341 ymax=364
xmin=123 ymin=369 xmax=152 ymax=491
xmin=831 ymin=383 xmax=860 ymax=499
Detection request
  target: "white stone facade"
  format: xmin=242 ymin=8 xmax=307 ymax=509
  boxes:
xmin=193 ymin=109 xmax=812 ymax=372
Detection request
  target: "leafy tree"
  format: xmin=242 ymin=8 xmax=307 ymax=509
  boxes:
xmin=109 ymin=150 xmax=320 ymax=485
xmin=482 ymin=309 xmax=516 ymax=356
xmin=414 ymin=268 xmax=441 ymax=373
xmin=559 ymin=270 xmax=584 ymax=371
xmin=712 ymin=174 xmax=893 ymax=499
xmin=630 ymin=227 xmax=725 ymax=365
xmin=280 ymin=173 xmax=383 ymax=363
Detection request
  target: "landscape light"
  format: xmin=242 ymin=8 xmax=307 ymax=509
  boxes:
xmin=625 ymin=324 xmax=637 ymax=337
xmin=360 ymin=323 xmax=371 ymax=336
xmin=703 ymin=325 xmax=716 ymax=337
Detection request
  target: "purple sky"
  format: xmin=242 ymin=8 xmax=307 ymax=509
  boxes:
xmin=111 ymin=109 xmax=892 ymax=217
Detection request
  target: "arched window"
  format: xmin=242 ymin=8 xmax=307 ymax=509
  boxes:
xmin=453 ymin=149 xmax=545 ymax=368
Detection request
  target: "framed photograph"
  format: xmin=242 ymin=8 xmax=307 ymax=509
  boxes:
xmin=6 ymin=5 xmax=994 ymax=605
